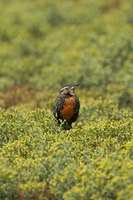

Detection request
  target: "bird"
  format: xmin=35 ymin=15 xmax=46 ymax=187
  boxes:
xmin=53 ymin=84 xmax=80 ymax=130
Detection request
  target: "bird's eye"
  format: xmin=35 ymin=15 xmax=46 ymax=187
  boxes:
xmin=60 ymin=86 xmax=70 ymax=94
xmin=63 ymin=89 xmax=69 ymax=94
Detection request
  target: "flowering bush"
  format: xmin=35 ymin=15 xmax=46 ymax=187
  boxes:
xmin=0 ymin=99 xmax=133 ymax=199
xmin=0 ymin=0 xmax=133 ymax=199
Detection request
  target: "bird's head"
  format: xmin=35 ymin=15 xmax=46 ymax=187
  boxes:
xmin=59 ymin=84 xmax=79 ymax=97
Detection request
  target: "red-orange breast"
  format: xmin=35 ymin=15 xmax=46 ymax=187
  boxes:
xmin=60 ymin=97 xmax=75 ymax=121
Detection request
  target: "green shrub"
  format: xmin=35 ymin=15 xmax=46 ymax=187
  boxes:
xmin=0 ymin=0 xmax=132 ymax=108
xmin=0 ymin=98 xmax=133 ymax=199
xmin=0 ymin=0 xmax=133 ymax=199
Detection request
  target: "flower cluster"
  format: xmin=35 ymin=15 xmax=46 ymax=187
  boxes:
xmin=0 ymin=0 xmax=133 ymax=199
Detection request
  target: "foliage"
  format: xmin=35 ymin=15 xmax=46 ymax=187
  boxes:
xmin=0 ymin=0 xmax=133 ymax=105
xmin=0 ymin=0 xmax=133 ymax=199
xmin=0 ymin=98 xmax=133 ymax=199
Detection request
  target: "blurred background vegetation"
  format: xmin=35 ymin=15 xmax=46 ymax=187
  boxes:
xmin=0 ymin=0 xmax=133 ymax=110
xmin=0 ymin=0 xmax=133 ymax=199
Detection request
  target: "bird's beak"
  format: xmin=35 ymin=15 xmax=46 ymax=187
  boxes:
xmin=69 ymin=84 xmax=79 ymax=91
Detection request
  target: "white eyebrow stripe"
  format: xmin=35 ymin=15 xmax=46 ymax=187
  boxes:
xmin=60 ymin=86 xmax=69 ymax=92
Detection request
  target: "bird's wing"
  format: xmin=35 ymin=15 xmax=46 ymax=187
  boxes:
xmin=53 ymin=96 xmax=64 ymax=121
